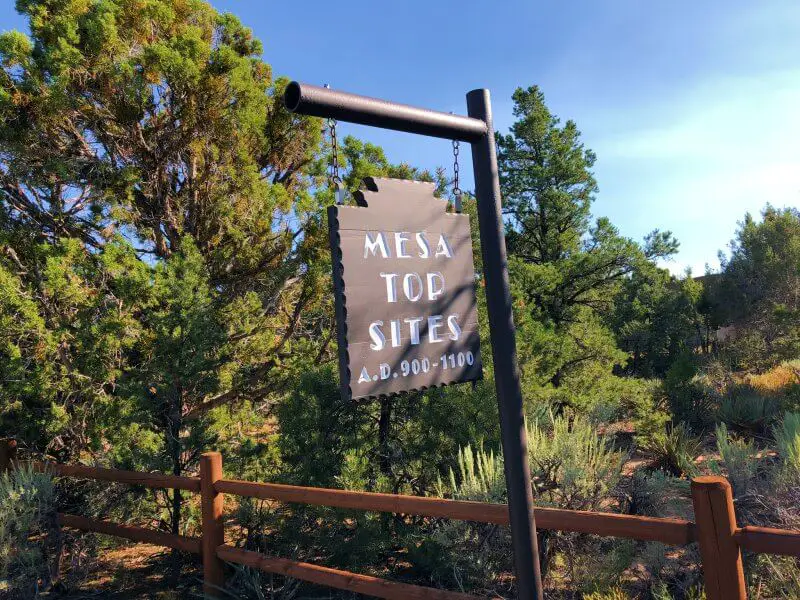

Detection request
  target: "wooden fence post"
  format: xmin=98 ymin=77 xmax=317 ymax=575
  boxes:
xmin=0 ymin=439 xmax=17 ymax=473
xmin=200 ymin=452 xmax=225 ymax=598
xmin=691 ymin=475 xmax=747 ymax=600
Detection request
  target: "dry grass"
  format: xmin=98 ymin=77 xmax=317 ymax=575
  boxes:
xmin=743 ymin=361 xmax=800 ymax=395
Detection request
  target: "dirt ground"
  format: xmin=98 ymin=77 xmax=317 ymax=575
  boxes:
xmin=60 ymin=543 xmax=202 ymax=599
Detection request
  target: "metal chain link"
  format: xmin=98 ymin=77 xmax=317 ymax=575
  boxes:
xmin=452 ymin=139 xmax=462 ymax=213
xmin=324 ymin=85 xmax=343 ymax=204
xmin=328 ymin=117 xmax=341 ymax=183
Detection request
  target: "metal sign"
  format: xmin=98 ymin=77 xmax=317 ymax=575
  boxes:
xmin=328 ymin=177 xmax=482 ymax=400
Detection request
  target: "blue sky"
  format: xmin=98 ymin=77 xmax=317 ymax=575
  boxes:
xmin=3 ymin=1 xmax=799 ymax=273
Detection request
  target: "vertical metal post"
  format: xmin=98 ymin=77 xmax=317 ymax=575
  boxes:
xmin=200 ymin=452 xmax=226 ymax=598
xmin=467 ymin=89 xmax=544 ymax=600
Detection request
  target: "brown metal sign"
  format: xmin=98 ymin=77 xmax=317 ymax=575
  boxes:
xmin=328 ymin=177 xmax=482 ymax=400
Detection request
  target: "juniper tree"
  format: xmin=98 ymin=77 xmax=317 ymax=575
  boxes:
xmin=0 ymin=0 xmax=328 ymax=532
xmin=718 ymin=205 xmax=800 ymax=367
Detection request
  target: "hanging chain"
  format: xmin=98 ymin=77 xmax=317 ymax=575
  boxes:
xmin=325 ymin=85 xmax=344 ymax=204
xmin=452 ymin=139 xmax=462 ymax=213
xmin=329 ymin=117 xmax=342 ymax=180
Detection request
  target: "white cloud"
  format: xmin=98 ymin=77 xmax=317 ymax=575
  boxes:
xmin=586 ymin=67 xmax=800 ymax=276
xmin=597 ymin=69 xmax=800 ymax=167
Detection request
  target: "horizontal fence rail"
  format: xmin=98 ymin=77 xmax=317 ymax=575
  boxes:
xmin=217 ymin=478 xmax=697 ymax=545
xmin=735 ymin=525 xmax=800 ymax=557
xmin=35 ymin=461 xmax=201 ymax=492
xmin=217 ymin=544 xmax=489 ymax=600
xmin=4 ymin=440 xmax=800 ymax=600
xmin=59 ymin=513 xmax=202 ymax=554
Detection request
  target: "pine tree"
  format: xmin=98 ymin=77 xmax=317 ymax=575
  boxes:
xmin=497 ymin=86 xmax=677 ymax=409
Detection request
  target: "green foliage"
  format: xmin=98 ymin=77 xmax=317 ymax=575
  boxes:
xmin=497 ymin=85 xmax=680 ymax=418
xmin=527 ymin=414 xmax=625 ymax=510
xmin=583 ymin=588 xmax=629 ymax=600
xmin=717 ymin=388 xmax=780 ymax=434
xmin=410 ymin=519 xmax=511 ymax=596
xmin=750 ymin=554 xmax=800 ymax=599
xmin=713 ymin=423 xmax=758 ymax=496
xmin=663 ymin=353 xmax=715 ymax=430
xmin=773 ymin=412 xmax=800 ymax=483
xmin=717 ymin=206 xmax=800 ymax=369
xmin=0 ymin=465 xmax=57 ymax=598
xmin=224 ymin=563 xmax=302 ymax=600
xmin=611 ymin=263 xmax=707 ymax=378
xmin=628 ymin=379 xmax=671 ymax=447
xmin=555 ymin=537 xmax=635 ymax=595
xmin=440 ymin=443 xmax=506 ymax=503
xmin=652 ymin=582 xmax=706 ymax=600
xmin=631 ymin=469 xmax=692 ymax=519
xmin=277 ymin=364 xmax=503 ymax=497
xmin=641 ymin=423 xmax=702 ymax=477
xmin=0 ymin=0 xmax=332 ymax=535
xmin=417 ymin=444 xmax=511 ymax=595
xmin=276 ymin=365 xmax=369 ymax=487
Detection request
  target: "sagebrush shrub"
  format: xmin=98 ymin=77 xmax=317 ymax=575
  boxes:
xmin=0 ymin=465 xmax=58 ymax=599
xmin=427 ymin=444 xmax=511 ymax=594
xmin=750 ymin=554 xmax=800 ymax=599
xmin=527 ymin=414 xmax=625 ymax=511
xmin=713 ymin=423 xmax=758 ymax=496
xmin=438 ymin=443 xmax=506 ymax=503
xmin=631 ymin=469 xmax=692 ymax=519
xmin=774 ymin=412 xmax=800 ymax=483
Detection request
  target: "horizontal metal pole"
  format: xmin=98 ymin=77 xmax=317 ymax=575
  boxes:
xmin=284 ymin=82 xmax=488 ymax=142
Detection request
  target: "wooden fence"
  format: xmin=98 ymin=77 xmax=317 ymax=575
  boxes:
xmin=2 ymin=439 xmax=799 ymax=600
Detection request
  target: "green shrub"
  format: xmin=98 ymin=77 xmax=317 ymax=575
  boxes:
xmin=631 ymin=469 xmax=692 ymax=519
xmin=430 ymin=434 xmax=629 ymax=596
xmin=582 ymin=585 xmax=629 ymax=599
xmin=276 ymin=365 xmax=372 ymax=487
xmin=527 ymin=414 xmax=625 ymax=511
xmin=0 ymin=465 xmax=58 ymax=598
xmin=224 ymin=563 xmax=302 ymax=599
xmin=627 ymin=379 xmax=671 ymax=449
xmin=713 ymin=423 xmax=758 ymax=497
xmin=785 ymin=381 xmax=800 ymax=413
xmin=420 ymin=444 xmax=511 ymax=594
xmin=773 ymin=412 xmax=800 ymax=483
xmin=750 ymin=554 xmax=800 ymax=599
xmin=641 ymin=423 xmax=702 ymax=477
xmin=652 ymin=581 xmax=706 ymax=599
xmin=557 ymin=536 xmax=635 ymax=595
xmin=717 ymin=388 xmax=780 ymax=434
xmin=666 ymin=382 xmax=716 ymax=432
xmin=438 ymin=443 xmax=506 ymax=503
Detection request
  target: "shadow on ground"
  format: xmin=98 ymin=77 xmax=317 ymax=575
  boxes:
xmin=59 ymin=543 xmax=202 ymax=599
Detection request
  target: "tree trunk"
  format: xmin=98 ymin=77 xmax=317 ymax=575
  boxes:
xmin=378 ymin=398 xmax=392 ymax=477
xmin=550 ymin=368 xmax=562 ymax=388
xmin=169 ymin=415 xmax=182 ymax=535
xmin=166 ymin=398 xmax=183 ymax=578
